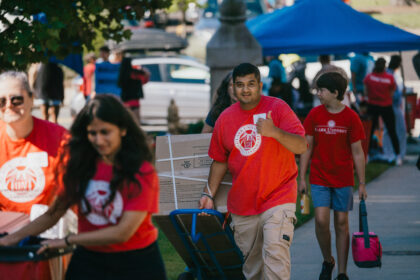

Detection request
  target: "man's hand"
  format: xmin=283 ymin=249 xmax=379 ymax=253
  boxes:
xmin=359 ymin=183 xmax=367 ymax=200
xmin=257 ymin=111 xmax=277 ymax=137
xmin=199 ymin=195 xmax=214 ymax=210
xmin=298 ymin=180 xmax=307 ymax=195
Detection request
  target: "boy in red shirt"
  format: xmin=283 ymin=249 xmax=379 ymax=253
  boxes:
xmin=199 ymin=63 xmax=307 ymax=279
xmin=299 ymin=72 xmax=367 ymax=280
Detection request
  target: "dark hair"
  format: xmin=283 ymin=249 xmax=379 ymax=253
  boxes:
xmin=57 ymin=95 xmax=152 ymax=213
xmin=232 ymin=63 xmax=261 ymax=83
xmin=209 ymin=72 xmax=233 ymax=124
xmin=373 ymin=57 xmax=386 ymax=73
xmin=99 ymin=45 xmax=110 ymax=53
xmin=319 ymin=55 xmax=331 ymax=65
xmin=316 ymin=72 xmax=347 ymax=101
xmin=388 ymin=55 xmax=402 ymax=70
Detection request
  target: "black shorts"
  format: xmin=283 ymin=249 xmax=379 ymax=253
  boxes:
xmin=65 ymin=242 xmax=167 ymax=280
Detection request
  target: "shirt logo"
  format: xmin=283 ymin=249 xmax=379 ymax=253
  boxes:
xmin=83 ymin=180 xmax=123 ymax=226
xmin=328 ymin=120 xmax=336 ymax=127
xmin=234 ymin=124 xmax=262 ymax=156
xmin=0 ymin=152 xmax=48 ymax=203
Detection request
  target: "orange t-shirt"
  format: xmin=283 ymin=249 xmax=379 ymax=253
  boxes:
xmin=0 ymin=117 xmax=67 ymax=214
xmin=209 ymin=96 xmax=305 ymax=215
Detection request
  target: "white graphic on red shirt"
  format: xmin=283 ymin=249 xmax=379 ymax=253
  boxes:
xmin=234 ymin=124 xmax=262 ymax=156
xmin=0 ymin=152 xmax=48 ymax=203
xmin=83 ymin=180 xmax=123 ymax=225
xmin=315 ymin=120 xmax=347 ymax=135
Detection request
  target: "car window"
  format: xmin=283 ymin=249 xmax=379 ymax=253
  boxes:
xmin=166 ymin=64 xmax=209 ymax=84
xmin=142 ymin=64 xmax=161 ymax=82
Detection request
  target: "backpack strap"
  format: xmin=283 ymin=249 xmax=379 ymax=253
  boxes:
xmin=359 ymin=199 xmax=370 ymax=248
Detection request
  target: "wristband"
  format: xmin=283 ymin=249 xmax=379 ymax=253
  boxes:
xmin=359 ymin=182 xmax=365 ymax=185
xmin=64 ymin=234 xmax=74 ymax=246
xmin=201 ymin=192 xmax=214 ymax=201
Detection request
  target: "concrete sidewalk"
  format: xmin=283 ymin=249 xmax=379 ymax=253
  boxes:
xmin=291 ymin=150 xmax=420 ymax=279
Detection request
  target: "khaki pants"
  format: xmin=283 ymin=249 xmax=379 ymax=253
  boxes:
xmin=231 ymin=203 xmax=296 ymax=280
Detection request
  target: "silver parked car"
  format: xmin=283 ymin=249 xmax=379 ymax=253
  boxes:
xmin=131 ymin=56 xmax=211 ymax=125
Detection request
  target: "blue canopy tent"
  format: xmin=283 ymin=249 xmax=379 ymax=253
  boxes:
xmin=247 ymin=0 xmax=420 ymax=56
xmin=33 ymin=13 xmax=84 ymax=76
xmin=49 ymin=54 xmax=83 ymax=77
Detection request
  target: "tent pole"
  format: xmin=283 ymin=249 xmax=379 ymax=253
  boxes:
xmin=399 ymin=51 xmax=406 ymax=93
xmin=399 ymin=50 xmax=412 ymax=137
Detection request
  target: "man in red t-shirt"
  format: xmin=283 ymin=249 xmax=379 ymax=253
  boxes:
xmin=0 ymin=71 xmax=67 ymax=214
xmin=299 ymin=72 xmax=367 ymax=280
xmin=199 ymin=63 xmax=307 ymax=279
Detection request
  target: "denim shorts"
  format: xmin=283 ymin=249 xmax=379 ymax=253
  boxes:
xmin=40 ymin=98 xmax=61 ymax=106
xmin=311 ymin=184 xmax=353 ymax=212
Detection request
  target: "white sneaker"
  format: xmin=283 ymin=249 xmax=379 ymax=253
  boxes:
xmin=396 ymin=156 xmax=403 ymax=166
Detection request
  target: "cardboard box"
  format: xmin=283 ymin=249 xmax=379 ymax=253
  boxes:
xmin=155 ymin=133 xmax=232 ymax=215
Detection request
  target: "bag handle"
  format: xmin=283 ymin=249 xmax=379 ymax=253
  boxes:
xmin=359 ymin=199 xmax=370 ymax=248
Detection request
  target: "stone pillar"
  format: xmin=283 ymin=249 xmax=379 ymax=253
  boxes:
xmin=206 ymin=0 xmax=262 ymax=103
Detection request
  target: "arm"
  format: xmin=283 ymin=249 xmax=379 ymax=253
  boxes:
xmin=38 ymin=210 xmax=147 ymax=253
xmin=351 ymin=140 xmax=367 ymax=200
xmin=257 ymin=111 xmax=307 ymax=154
xmin=351 ymin=72 xmax=357 ymax=94
xmin=0 ymin=202 xmax=67 ymax=247
xmin=199 ymin=160 xmax=228 ymax=209
xmin=201 ymin=123 xmax=214 ymax=133
xmin=298 ymin=135 xmax=314 ymax=195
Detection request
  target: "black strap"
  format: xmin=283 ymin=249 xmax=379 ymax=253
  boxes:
xmin=359 ymin=199 xmax=370 ymax=248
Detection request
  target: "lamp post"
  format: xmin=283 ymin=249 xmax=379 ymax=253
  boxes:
xmin=206 ymin=0 xmax=262 ymax=103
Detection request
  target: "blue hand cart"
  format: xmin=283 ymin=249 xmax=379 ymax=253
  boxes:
xmin=166 ymin=209 xmax=244 ymax=280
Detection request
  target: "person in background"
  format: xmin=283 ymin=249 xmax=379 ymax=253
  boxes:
xmin=381 ymin=55 xmax=407 ymax=163
xmin=299 ymin=71 xmax=367 ymax=280
xmin=0 ymin=95 xmax=167 ymax=280
xmin=350 ymin=53 xmax=374 ymax=102
xmin=83 ymin=52 xmax=96 ymax=99
xmin=200 ymin=63 xmax=307 ymax=279
xmin=96 ymin=45 xmax=110 ymax=63
xmin=201 ymin=72 xmax=237 ymax=133
xmin=0 ymin=71 xmax=67 ymax=214
xmin=33 ymin=62 xmax=64 ymax=123
xmin=118 ymin=57 xmax=150 ymax=125
xmin=267 ymin=55 xmax=287 ymax=83
xmin=364 ymin=57 xmax=400 ymax=165
xmin=94 ymin=46 xmax=121 ymax=98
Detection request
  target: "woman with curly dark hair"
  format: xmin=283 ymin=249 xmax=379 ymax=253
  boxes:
xmin=202 ymin=72 xmax=237 ymax=133
xmin=0 ymin=95 xmax=167 ymax=280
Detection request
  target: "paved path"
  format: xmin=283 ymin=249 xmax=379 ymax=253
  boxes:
xmin=291 ymin=149 xmax=420 ymax=280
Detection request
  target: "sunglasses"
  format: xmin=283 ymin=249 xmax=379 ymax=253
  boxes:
xmin=0 ymin=96 xmax=25 ymax=108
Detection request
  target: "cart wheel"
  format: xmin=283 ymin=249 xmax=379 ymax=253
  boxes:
xmin=177 ymin=271 xmax=195 ymax=280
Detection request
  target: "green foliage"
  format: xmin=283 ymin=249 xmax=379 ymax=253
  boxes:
xmin=0 ymin=0 xmax=171 ymax=70
xmin=168 ymin=0 xmax=204 ymax=13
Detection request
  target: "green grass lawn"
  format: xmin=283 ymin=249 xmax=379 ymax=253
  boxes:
xmin=157 ymin=161 xmax=391 ymax=279
xmin=351 ymin=0 xmax=420 ymax=29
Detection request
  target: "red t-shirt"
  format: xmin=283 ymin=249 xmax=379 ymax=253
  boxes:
xmin=0 ymin=117 xmax=67 ymax=213
xmin=209 ymin=96 xmax=305 ymax=216
xmin=78 ymin=160 xmax=159 ymax=252
xmin=83 ymin=63 xmax=95 ymax=96
xmin=364 ymin=72 xmax=396 ymax=107
xmin=303 ymin=105 xmax=365 ymax=188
